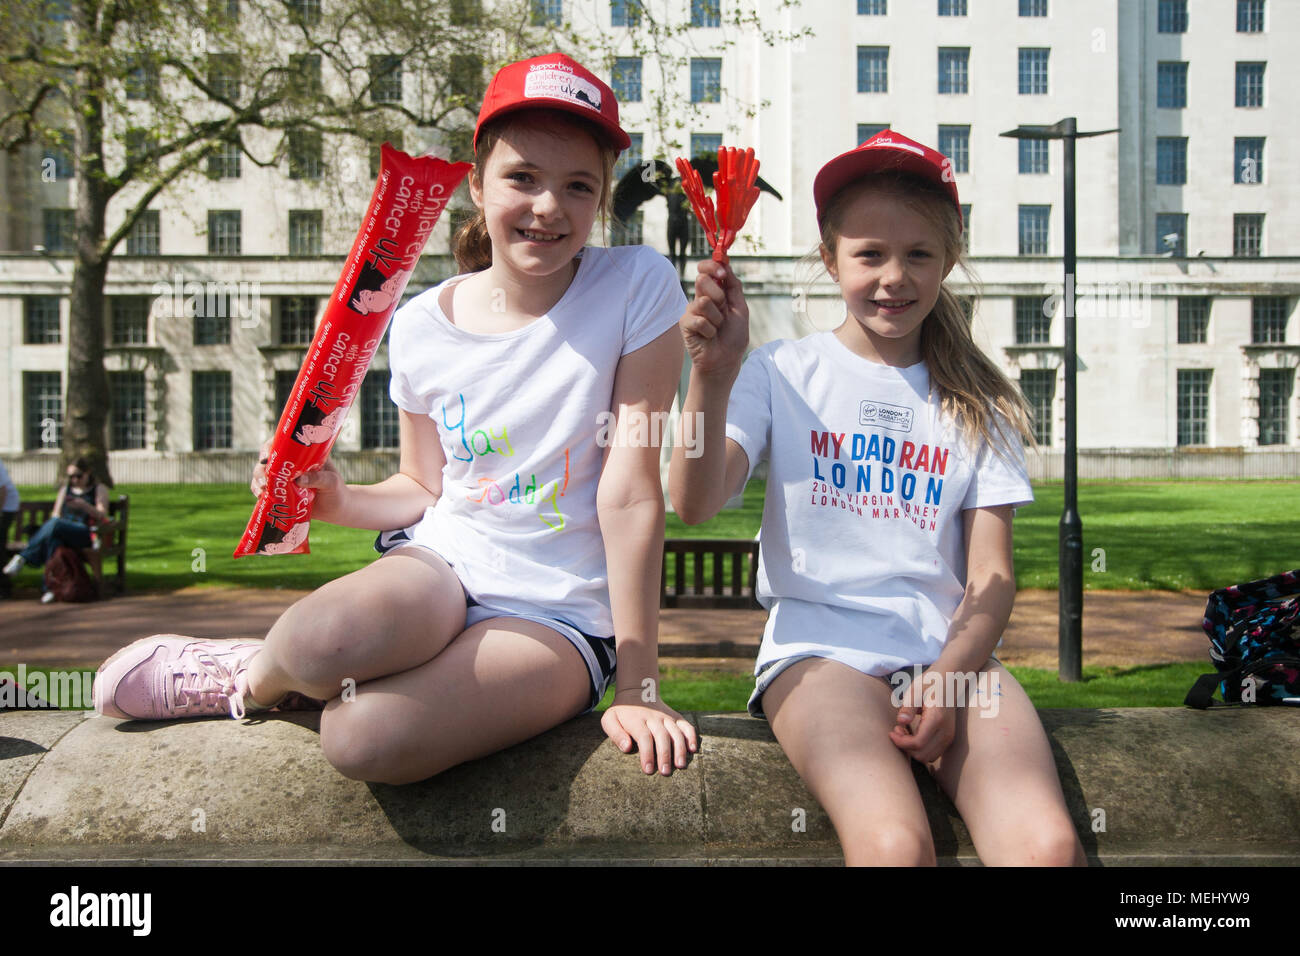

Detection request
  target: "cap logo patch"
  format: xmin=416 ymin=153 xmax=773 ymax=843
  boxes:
xmin=871 ymin=137 xmax=925 ymax=157
xmin=524 ymin=67 xmax=602 ymax=112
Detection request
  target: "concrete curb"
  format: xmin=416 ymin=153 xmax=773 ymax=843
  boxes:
xmin=2 ymin=708 xmax=1298 ymax=864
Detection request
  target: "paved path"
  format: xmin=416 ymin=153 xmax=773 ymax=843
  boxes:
xmin=0 ymin=586 xmax=1210 ymax=671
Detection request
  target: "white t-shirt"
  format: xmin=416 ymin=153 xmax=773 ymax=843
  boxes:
xmin=387 ymin=245 xmax=686 ymax=636
xmin=725 ymin=331 xmax=1033 ymax=677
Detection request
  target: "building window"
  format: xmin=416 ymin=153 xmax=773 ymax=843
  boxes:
xmin=691 ymin=133 xmax=722 ymax=162
xmin=857 ymin=123 xmax=890 ymax=143
xmin=858 ymin=0 xmax=886 ymax=13
xmin=274 ymin=370 xmax=300 ymax=422
xmin=193 ymin=371 xmax=233 ymax=450
xmin=206 ymin=134 xmax=241 ymax=180
xmin=369 ymin=55 xmax=402 ymax=103
xmin=1176 ymin=370 xmax=1211 ymax=445
xmin=1018 ymin=206 xmax=1050 ymax=255
xmin=288 ymin=210 xmax=322 ymax=256
xmin=210 ymin=0 xmax=239 ymax=20
xmin=1235 ymin=62 xmax=1264 ymax=107
xmin=1156 ymin=138 xmax=1187 ymax=185
xmin=125 ymin=56 xmax=158 ymax=100
xmin=1015 ymin=296 xmax=1052 ymax=345
xmin=937 ymin=125 xmax=969 ymax=173
xmin=194 ymin=297 xmax=231 ymax=346
xmin=449 ymin=0 xmax=480 ymax=24
xmin=288 ymin=54 xmax=322 ymax=97
xmin=43 ymin=131 xmax=74 ymax=179
xmin=938 ymin=0 xmax=966 ymax=14
xmin=126 ymin=210 xmax=160 ymax=255
xmin=1257 ymin=368 xmax=1292 ymax=446
xmin=1176 ymin=297 xmax=1209 ymax=344
xmin=43 ymin=208 xmax=74 ymax=253
xmin=24 ymin=296 xmax=61 ymax=344
xmin=279 ymin=297 xmax=318 ymax=345
xmin=288 ymin=130 xmax=323 ymax=180
xmin=960 ymin=203 xmax=971 ymax=253
xmin=1019 ymin=0 xmax=1047 ymax=15
xmin=1156 ymin=213 xmax=1187 ymax=257
xmin=1234 ymin=137 xmax=1264 ymax=184
xmin=110 ymin=297 xmax=149 ymax=345
xmin=690 ymin=58 xmax=721 ymax=103
xmin=613 ymin=132 xmax=643 ymax=182
xmin=530 ymin=0 xmax=561 ymax=25
xmin=857 ymin=47 xmax=888 ymax=93
xmin=109 ymin=372 xmax=147 ymax=450
xmin=208 ymin=53 xmax=240 ymax=100
xmin=1237 ymin=0 xmax=1264 ymax=32
xmin=1018 ymin=48 xmax=1049 ymax=94
xmin=1234 ymin=213 xmax=1263 ymax=257
xmin=24 ymin=372 xmax=63 ymax=450
xmin=1157 ymin=0 xmax=1188 ymax=32
xmin=612 ymin=57 xmax=642 ymax=102
xmin=1020 ymin=370 xmax=1056 ymax=445
xmin=448 ymin=53 xmax=484 ymax=102
xmin=1019 ymin=138 xmax=1049 ymax=174
xmin=691 ymin=0 xmax=720 ymax=27
xmin=369 ymin=130 xmax=403 ymax=179
xmin=1157 ymin=62 xmax=1187 ymax=108
xmin=612 ymin=209 xmax=643 ymax=246
xmin=611 ymin=0 xmax=640 ymax=26
xmin=1252 ymin=298 xmax=1289 ymax=344
xmin=361 ymin=371 xmax=401 ymax=448
xmin=938 ymin=48 xmax=969 ymax=94
xmin=288 ymin=0 xmax=320 ymax=24
xmin=208 ymin=210 xmax=241 ymax=255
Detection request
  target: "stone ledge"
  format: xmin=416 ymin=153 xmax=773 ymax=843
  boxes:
xmin=2 ymin=709 xmax=1298 ymax=864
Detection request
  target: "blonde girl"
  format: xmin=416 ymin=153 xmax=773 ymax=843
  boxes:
xmin=671 ymin=131 xmax=1084 ymax=865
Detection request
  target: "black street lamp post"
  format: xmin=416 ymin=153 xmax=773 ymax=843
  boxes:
xmin=1000 ymin=118 xmax=1118 ymax=683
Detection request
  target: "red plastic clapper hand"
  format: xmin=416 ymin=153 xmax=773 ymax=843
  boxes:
xmin=674 ymin=147 xmax=763 ymax=264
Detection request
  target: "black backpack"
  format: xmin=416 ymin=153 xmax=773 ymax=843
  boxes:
xmin=43 ymin=545 xmax=98 ymax=603
xmin=1185 ymin=569 xmax=1300 ymax=708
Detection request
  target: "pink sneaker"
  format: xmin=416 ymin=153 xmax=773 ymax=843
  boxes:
xmin=94 ymin=636 xmax=264 ymax=720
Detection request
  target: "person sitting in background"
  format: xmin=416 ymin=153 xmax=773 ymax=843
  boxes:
xmin=0 ymin=458 xmax=18 ymax=598
xmin=3 ymin=458 xmax=109 ymax=603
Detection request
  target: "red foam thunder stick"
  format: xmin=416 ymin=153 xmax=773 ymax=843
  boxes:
xmin=234 ymin=144 xmax=470 ymax=558
xmin=674 ymin=147 xmax=762 ymax=264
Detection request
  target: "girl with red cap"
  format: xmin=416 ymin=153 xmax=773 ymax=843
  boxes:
xmin=94 ymin=54 xmax=698 ymax=784
xmin=671 ymin=130 xmax=1084 ymax=865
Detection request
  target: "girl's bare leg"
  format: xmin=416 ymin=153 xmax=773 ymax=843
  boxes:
xmin=318 ymin=615 xmax=592 ymax=784
xmin=764 ymin=658 xmax=936 ymax=866
xmin=930 ymin=661 xmax=1086 ymax=866
xmin=244 ymin=546 xmax=468 ymax=705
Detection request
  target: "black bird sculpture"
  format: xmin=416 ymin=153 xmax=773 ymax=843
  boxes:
xmin=612 ymin=156 xmax=783 ymax=276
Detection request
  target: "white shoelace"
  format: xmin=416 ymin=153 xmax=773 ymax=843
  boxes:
xmin=166 ymin=649 xmax=249 ymax=719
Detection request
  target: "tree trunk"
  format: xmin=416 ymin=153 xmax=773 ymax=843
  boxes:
xmin=64 ymin=7 xmax=113 ymax=487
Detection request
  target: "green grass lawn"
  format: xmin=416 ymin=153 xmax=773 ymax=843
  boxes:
xmin=17 ymin=478 xmax=1297 ymax=593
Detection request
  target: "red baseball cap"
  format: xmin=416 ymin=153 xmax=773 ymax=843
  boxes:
xmin=474 ymin=53 xmax=631 ymax=152
xmin=813 ymin=130 xmax=962 ymax=230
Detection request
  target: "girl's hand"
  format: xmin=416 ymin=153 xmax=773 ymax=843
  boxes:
xmin=889 ymin=676 xmax=957 ymax=766
xmin=250 ymin=439 xmax=349 ymax=523
xmin=680 ymin=260 xmax=749 ymax=379
xmin=601 ymin=694 xmax=699 ymax=776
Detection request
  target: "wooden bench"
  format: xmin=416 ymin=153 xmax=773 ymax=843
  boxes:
xmin=3 ymin=495 xmax=130 ymax=597
xmin=661 ymin=538 xmax=761 ymax=610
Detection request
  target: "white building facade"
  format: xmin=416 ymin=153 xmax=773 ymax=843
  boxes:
xmin=1 ymin=0 xmax=1296 ymax=483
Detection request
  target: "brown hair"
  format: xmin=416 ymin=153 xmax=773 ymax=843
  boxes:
xmin=453 ymin=109 xmax=618 ymax=273
xmin=818 ymin=172 xmax=1034 ymax=457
